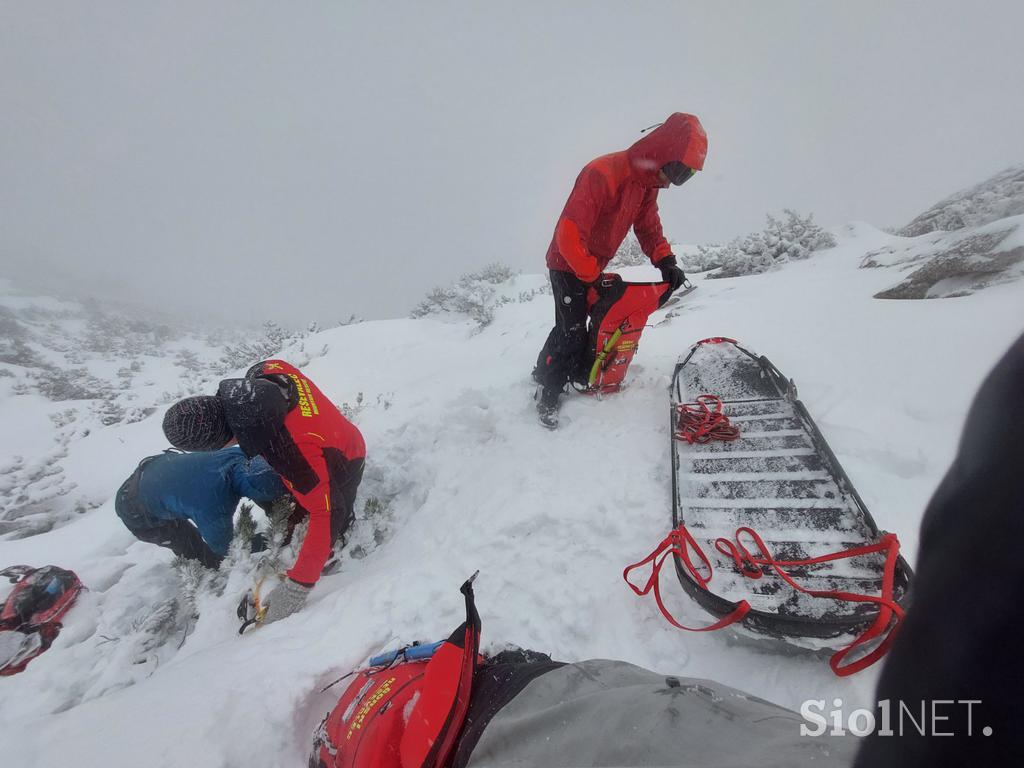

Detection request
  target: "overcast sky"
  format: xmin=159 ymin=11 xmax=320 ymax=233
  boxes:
xmin=2 ymin=1 xmax=1022 ymax=326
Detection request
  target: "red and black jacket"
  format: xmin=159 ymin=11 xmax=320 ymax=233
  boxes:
xmin=545 ymin=113 xmax=708 ymax=282
xmin=217 ymin=360 xmax=366 ymax=585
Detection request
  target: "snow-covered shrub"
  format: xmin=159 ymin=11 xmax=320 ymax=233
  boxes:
xmin=0 ymin=337 xmax=41 ymax=367
xmin=174 ymin=349 xmax=203 ymax=373
xmin=410 ymin=263 xmax=520 ymax=328
xmin=608 ymin=234 xmax=681 ymax=268
xmin=609 ymin=235 xmax=648 ymax=267
xmin=34 ymin=365 xmax=107 ymax=401
xmin=337 ymin=313 xmax=363 ymax=327
xmin=216 ymin=321 xmax=307 ymax=374
xmin=94 ymin=398 xmax=127 ymax=426
xmin=687 ymin=210 xmax=836 ymax=278
xmin=340 ymin=391 xmax=365 ymax=421
xmin=349 ymin=494 xmax=395 ymax=559
xmin=474 ymin=263 xmax=518 ymax=283
xmin=81 ymin=306 xmax=179 ymax=359
xmin=0 ymin=310 xmax=43 ymax=367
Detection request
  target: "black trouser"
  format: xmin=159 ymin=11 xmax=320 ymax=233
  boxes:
xmin=322 ymin=455 xmax=365 ymax=550
xmin=534 ymin=270 xmax=590 ymax=393
xmin=282 ymin=456 xmax=364 ymax=552
xmin=114 ymin=464 xmax=223 ymax=569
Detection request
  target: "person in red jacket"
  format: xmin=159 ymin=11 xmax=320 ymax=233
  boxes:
xmin=161 ymin=359 xmax=365 ymax=624
xmin=534 ymin=113 xmax=708 ymax=428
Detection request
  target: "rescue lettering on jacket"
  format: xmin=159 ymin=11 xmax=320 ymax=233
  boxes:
xmin=346 ymin=677 xmax=396 ymax=740
xmin=288 ymin=373 xmax=320 ymax=418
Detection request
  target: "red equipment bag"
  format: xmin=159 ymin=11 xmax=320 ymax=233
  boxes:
xmin=310 ymin=576 xmax=481 ymax=768
xmin=0 ymin=564 xmax=84 ymax=676
xmin=585 ymin=274 xmax=674 ymax=393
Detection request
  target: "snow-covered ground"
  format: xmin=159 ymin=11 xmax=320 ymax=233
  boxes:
xmin=1 ymin=221 xmax=1023 ymax=766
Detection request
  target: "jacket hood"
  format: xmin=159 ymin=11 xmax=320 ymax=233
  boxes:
xmin=626 ymin=113 xmax=708 ymax=187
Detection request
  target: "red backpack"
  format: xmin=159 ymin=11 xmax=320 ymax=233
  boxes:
xmin=0 ymin=565 xmax=84 ymax=676
xmin=310 ymin=577 xmax=481 ymax=768
xmin=585 ymin=274 xmax=675 ymax=393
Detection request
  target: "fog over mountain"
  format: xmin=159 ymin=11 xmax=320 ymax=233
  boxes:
xmin=2 ymin=2 xmax=1022 ymax=326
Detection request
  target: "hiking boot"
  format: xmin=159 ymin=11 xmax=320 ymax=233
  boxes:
xmin=536 ymin=387 xmax=561 ymax=430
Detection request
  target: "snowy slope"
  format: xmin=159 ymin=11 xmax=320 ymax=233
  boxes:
xmin=1 ymin=226 xmax=1023 ymax=767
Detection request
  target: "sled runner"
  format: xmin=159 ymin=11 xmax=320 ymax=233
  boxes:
xmin=626 ymin=338 xmax=913 ymax=675
xmin=0 ymin=564 xmax=84 ymax=675
xmin=583 ymin=273 xmax=687 ymax=393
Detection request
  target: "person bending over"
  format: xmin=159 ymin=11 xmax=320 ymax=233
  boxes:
xmin=162 ymin=359 xmax=365 ymax=624
xmin=115 ymin=445 xmax=290 ymax=569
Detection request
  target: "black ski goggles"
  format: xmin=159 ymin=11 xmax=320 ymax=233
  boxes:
xmin=661 ymin=161 xmax=697 ymax=186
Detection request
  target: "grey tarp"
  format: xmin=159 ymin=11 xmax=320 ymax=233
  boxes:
xmin=466 ymin=659 xmax=856 ymax=767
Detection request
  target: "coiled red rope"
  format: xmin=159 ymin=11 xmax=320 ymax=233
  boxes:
xmin=624 ymin=525 xmax=904 ymax=676
xmin=674 ymin=395 xmax=740 ymax=444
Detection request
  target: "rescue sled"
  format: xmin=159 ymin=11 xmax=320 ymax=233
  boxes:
xmin=583 ymin=273 xmax=692 ymax=393
xmin=665 ymin=338 xmax=912 ymax=665
xmin=0 ymin=564 xmax=84 ymax=675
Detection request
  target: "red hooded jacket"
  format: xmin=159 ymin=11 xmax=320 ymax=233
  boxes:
xmin=545 ymin=113 xmax=708 ymax=282
xmin=219 ymin=360 xmax=366 ymax=585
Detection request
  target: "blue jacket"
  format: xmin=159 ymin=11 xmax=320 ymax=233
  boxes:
xmin=136 ymin=447 xmax=286 ymax=555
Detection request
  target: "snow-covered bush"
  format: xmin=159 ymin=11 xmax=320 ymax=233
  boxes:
xmin=216 ymin=321 xmax=307 ymax=374
xmin=34 ymin=365 xmax=107 ymax=401
xmin=685 ymin=210 xmax=836 ymax=278
xmin=609 ymin=234 xmax=680 ymax=268
xmin=608 ymin=235 xmax=648 ymax=267
xmin=410 ymin=263 xmax=520 ymax=328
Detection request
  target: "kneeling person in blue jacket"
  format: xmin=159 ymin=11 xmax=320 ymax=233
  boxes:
xmin=115 ymin=447 xmax=291 ymax=568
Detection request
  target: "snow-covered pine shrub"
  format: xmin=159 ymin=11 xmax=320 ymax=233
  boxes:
xmin=340 ymin=392 xmax=365 ymax=421
xmin=233 ymin=502 xmax=257 ymax=542
xmin=94 ymin=398 xmax=127 ymax=426
xmin=216 ymin=320 xmax=307 ymax=374
xmin=687 ymin=210 xmax=836 ymax=278
xmin=475 ymin=263 xmax=518 ymax=284
xmin=681 ymin=243 xmax=726 ymax=273
xmin=609 ymin=235 xmax=648 ymax=267
xmin=0 ymin=337 xmax=42 ymax=368
xmin=80 ymin=306 xmax=179 ymax=360
xmin=34 ymin=365 xmax=107 ymax=401
xmin=174 ymin=349 xmax=203 ymax=373
xmin=609 ymin=234 xmax=680 ymax=268
xmin=410 ymin=263 xmax=519 ymax=328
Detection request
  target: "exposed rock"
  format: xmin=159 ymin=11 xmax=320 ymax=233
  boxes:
xmin=863 ymin=221 xmax=1024 ymax=299
xmin=899 ymin=165 xmax=1024 ymax=237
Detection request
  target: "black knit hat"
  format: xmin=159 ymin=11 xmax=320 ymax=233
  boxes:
xmin=162 ymin=396 xmax=233 ymax=451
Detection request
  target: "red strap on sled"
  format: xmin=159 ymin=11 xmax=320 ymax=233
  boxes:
xmin=715 ymin=527 xmax=904 ymax=676
xmin=623 ymin=526 xmax=752 ymax=632
xmin=674 ymin=395 xmax=741 ymax=444
xmin=694 ymin=336 xmax=738 ymax=346
xmin=624 ymin=525 xmax=904 ymax=676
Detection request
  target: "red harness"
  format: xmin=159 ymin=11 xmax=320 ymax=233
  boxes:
xmin=624 ymin=526 xmax=904 ymax=676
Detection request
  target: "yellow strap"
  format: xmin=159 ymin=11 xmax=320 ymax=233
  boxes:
xmin=589 ymin=328 xmax=623 ymax=387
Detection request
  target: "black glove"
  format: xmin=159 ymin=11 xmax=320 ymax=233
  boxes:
xmin=658 ymin=255 xmax=686 ymax=291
